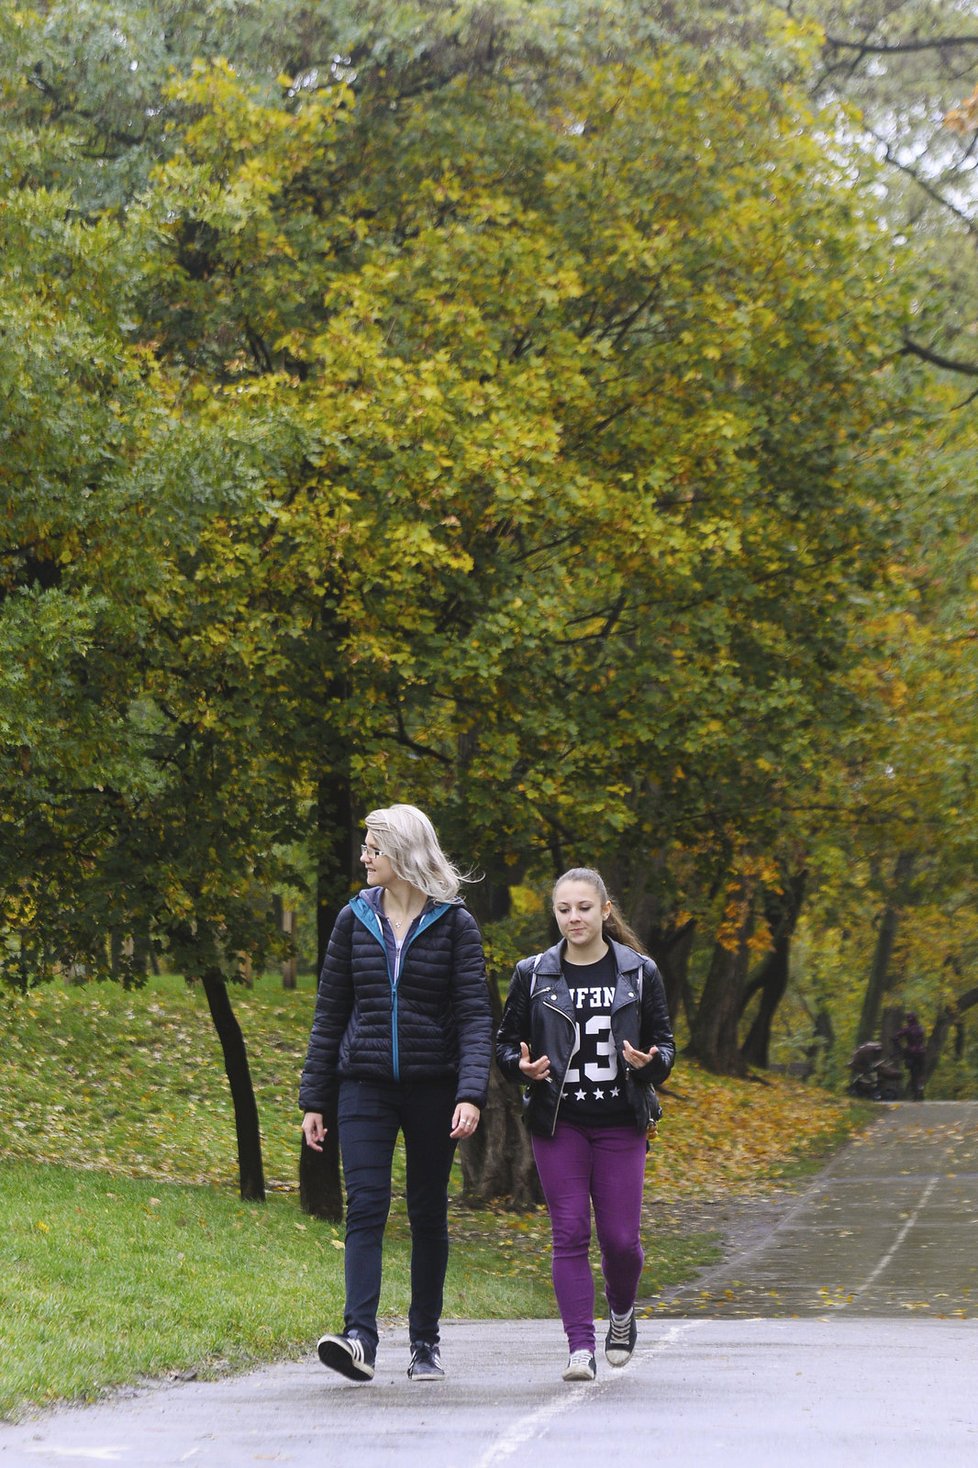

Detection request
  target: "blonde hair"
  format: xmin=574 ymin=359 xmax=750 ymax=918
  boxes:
xmin=553 ymin=867 xmax=646 ymax=953
xmin=365 ymin=804 xmax=468 ymax=902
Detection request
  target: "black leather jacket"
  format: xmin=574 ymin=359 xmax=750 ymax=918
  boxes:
xmin=495 ymin=939 xmax=675 ymax=1137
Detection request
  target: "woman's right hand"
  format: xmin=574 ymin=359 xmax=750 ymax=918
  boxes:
xmin=519 ymin=1041 xmax=551 ymax=1082
xmin=301 ymin=1111 xmax=327 ymax=1152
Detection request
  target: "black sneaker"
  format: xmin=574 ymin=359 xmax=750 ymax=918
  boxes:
xmin=605 ymin=1308 xmax=637 ymax=1367
xmin=317 ymin=1330 xmax=375 ymax=1382
xmin=407 ymin=1341 xmax=445 ymax=1380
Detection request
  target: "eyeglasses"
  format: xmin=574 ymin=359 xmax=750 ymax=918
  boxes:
xmin=360 ymin=843 xmax=385 ymax=859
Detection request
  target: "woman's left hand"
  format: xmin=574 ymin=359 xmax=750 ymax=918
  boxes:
xmin=622 ymin=1040 xmax=659 ymax=1071
xmin=451 ymin=1102 xmax=481 ymax=1139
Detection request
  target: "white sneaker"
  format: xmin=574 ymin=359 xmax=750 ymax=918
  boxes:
xmin=563 ymin=1349 xmax=596 ymax=1382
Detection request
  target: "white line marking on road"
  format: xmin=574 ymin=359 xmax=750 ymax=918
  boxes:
xmin=23 ymin=1449 xmax=128 ymax=1462
xmin=473 ymin=1322 xmax=701 ymax=1468
xmin=854 ymin=1175 xmax=939 ymax=1298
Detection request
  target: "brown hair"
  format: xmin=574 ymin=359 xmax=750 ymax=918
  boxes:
xmin=552 ymin=867 xmax=647 ymax=955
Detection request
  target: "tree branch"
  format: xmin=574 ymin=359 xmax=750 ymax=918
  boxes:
xmin=863 ymin=125 xmax=978 ymax=239
xmin=901 ymin=336 xmax=978 ymax=377
xmin=824 ymin=33 xmax=978 ymax=57
xmin=392 ymin=705 xmax=452 ymax=764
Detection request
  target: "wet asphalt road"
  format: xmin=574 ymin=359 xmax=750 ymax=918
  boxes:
xmin=655 ymin=1097 xmax=978 ymax=1318
xmin=2 ymin=1101 xmax=977 ymax=1467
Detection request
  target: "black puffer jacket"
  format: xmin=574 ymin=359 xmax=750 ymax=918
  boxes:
xmin=299 ymin=890 xmax=492 ymax=1112
xmin=495 ymin=939 xmax=675 ymax=1136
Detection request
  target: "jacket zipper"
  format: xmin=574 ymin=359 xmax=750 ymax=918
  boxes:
xmin=541 ymin=996 xmax=577 ymax=1136
xmin=353 ymin=899 xmax=449 ymax=1083
xmin=538 ymin=965 xmax=643 ymax=1133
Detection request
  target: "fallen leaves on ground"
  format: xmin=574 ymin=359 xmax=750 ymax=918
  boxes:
xmin=0 ymin=978 xmax=855 ymax=1212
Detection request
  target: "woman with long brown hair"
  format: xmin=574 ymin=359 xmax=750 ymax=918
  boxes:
xmin=496 ymin=867 xmax=674 ymax=1382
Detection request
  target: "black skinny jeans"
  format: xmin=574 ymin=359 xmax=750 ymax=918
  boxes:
xmin=337 ymin=1077 xmax=458 ymax=1353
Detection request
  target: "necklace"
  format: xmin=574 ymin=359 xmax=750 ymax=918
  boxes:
xmin=384 ymin=891 xmax=423 ymax=931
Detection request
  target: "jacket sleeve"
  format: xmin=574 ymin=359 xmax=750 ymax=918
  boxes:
xmin=449 ymin=906 xmax=494 ymax=1108
xmin=298 ymin=907 xmax=355 ymax=1114
xmin=495 ymin=961 xmax=531 ymax=1082
xmin=636 ymin=957 xmax=675 ymax=1087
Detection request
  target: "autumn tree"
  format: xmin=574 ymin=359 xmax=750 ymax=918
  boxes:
xmin=0 ymin=0 xmax=955 ymax=1203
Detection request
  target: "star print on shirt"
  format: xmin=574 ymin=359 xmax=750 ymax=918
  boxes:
xmin=594 ymin=1088 xmax=604 ymax=1100
xmin=575 ymin=1089 xmax=587 ymax=1101
xmin=610 ymin=1087 xmax=620 ymax=1098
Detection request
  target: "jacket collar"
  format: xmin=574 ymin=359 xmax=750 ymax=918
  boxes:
xmin=351 ymin=888 xmax=451 ymax=942
xmin=535 ymin=938 xmax=645 ymax=978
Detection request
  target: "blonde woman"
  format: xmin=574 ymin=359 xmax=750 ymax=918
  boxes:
xmin=300 ymin=804 xmax=491 ymax=1384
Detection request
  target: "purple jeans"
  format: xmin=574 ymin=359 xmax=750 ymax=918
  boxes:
xmin=531 ymin=1120 xmax=647 ymax=1353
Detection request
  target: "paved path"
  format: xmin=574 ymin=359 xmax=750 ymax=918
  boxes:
xmin=2 ymin=1102 xmax=977 ymax=1467
xmin=655 ymin=1098 xmax=978 ymax=1317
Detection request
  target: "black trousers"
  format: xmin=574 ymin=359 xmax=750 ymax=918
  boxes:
xmin=337 ymin=1077 xmax=458 ymax=1353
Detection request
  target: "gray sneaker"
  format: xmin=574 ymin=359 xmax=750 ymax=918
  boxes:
xmin=407 ymin=1341 xmax=445 ymax=1380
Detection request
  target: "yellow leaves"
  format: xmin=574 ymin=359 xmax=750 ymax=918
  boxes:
xmin=817 ymin=1285 xmax=855 ymax=1307
xmin=509 ymin=885 xmax=545 ymax=916
xmin=651 ymin=1066 xmax=852 ymax=1204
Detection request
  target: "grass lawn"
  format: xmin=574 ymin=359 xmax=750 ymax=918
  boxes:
xmin=0 ymin=971 xmax=858 ymax=1419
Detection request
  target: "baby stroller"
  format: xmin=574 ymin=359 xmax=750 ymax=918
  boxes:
xmin=847 ymin=1040 xmax=903 ymax=1101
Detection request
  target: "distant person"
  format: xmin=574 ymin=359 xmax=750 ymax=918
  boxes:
xmin=896 ymin=1012 xmax=926 ymax=1101
xmin=496 ymin=867 xmax=675 ymax=1383
xmin=299 ymin=804 xmax=492 ymax=1383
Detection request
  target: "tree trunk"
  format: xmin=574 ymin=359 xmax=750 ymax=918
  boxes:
xmin=298 ymin=765 xmax=354 ymax=1222
xmin=923 ymin=983 xmax=978 ymax=1084
xmin=272 ymin=892 xmax=297 ymax=989
xmin=739 ymin=871 xmax=807 ymax=1069
xmin=282 ymin=907 xmax=297 ymax=990
xmin=457 ymin=969 xmax=541 ymax=1208
xmin=855 ymin=850 xmax=916 ymax=1045
xmin=739 ymin=942 xmax=789 ymax=1070
xmin=200 ymin=969 xmax=266 ymax=1202
xmin=687 ymin=890 xmax=752 ymax=1074
xmin=132 ymin=923 xmax=153 ymax=981
xmin=807 ymin=1005 xmax=835 ymax=1078
xmin=648 ymin=919 xmax=696 ymax=1031
xmin=458 ymin=1063 xmax=542 ymax=1209
xmin=315 ymin=766 xmax=355 ymax=970
xmin=299 ymin=1097 xmax=343 ymax=1221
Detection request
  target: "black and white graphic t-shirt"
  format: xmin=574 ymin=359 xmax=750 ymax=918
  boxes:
xmin=558 ymin=951 xmax=632 ymax=1126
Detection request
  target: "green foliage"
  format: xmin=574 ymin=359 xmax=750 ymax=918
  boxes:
xmin=2 ymin=0 xmax=970 ymax=1086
